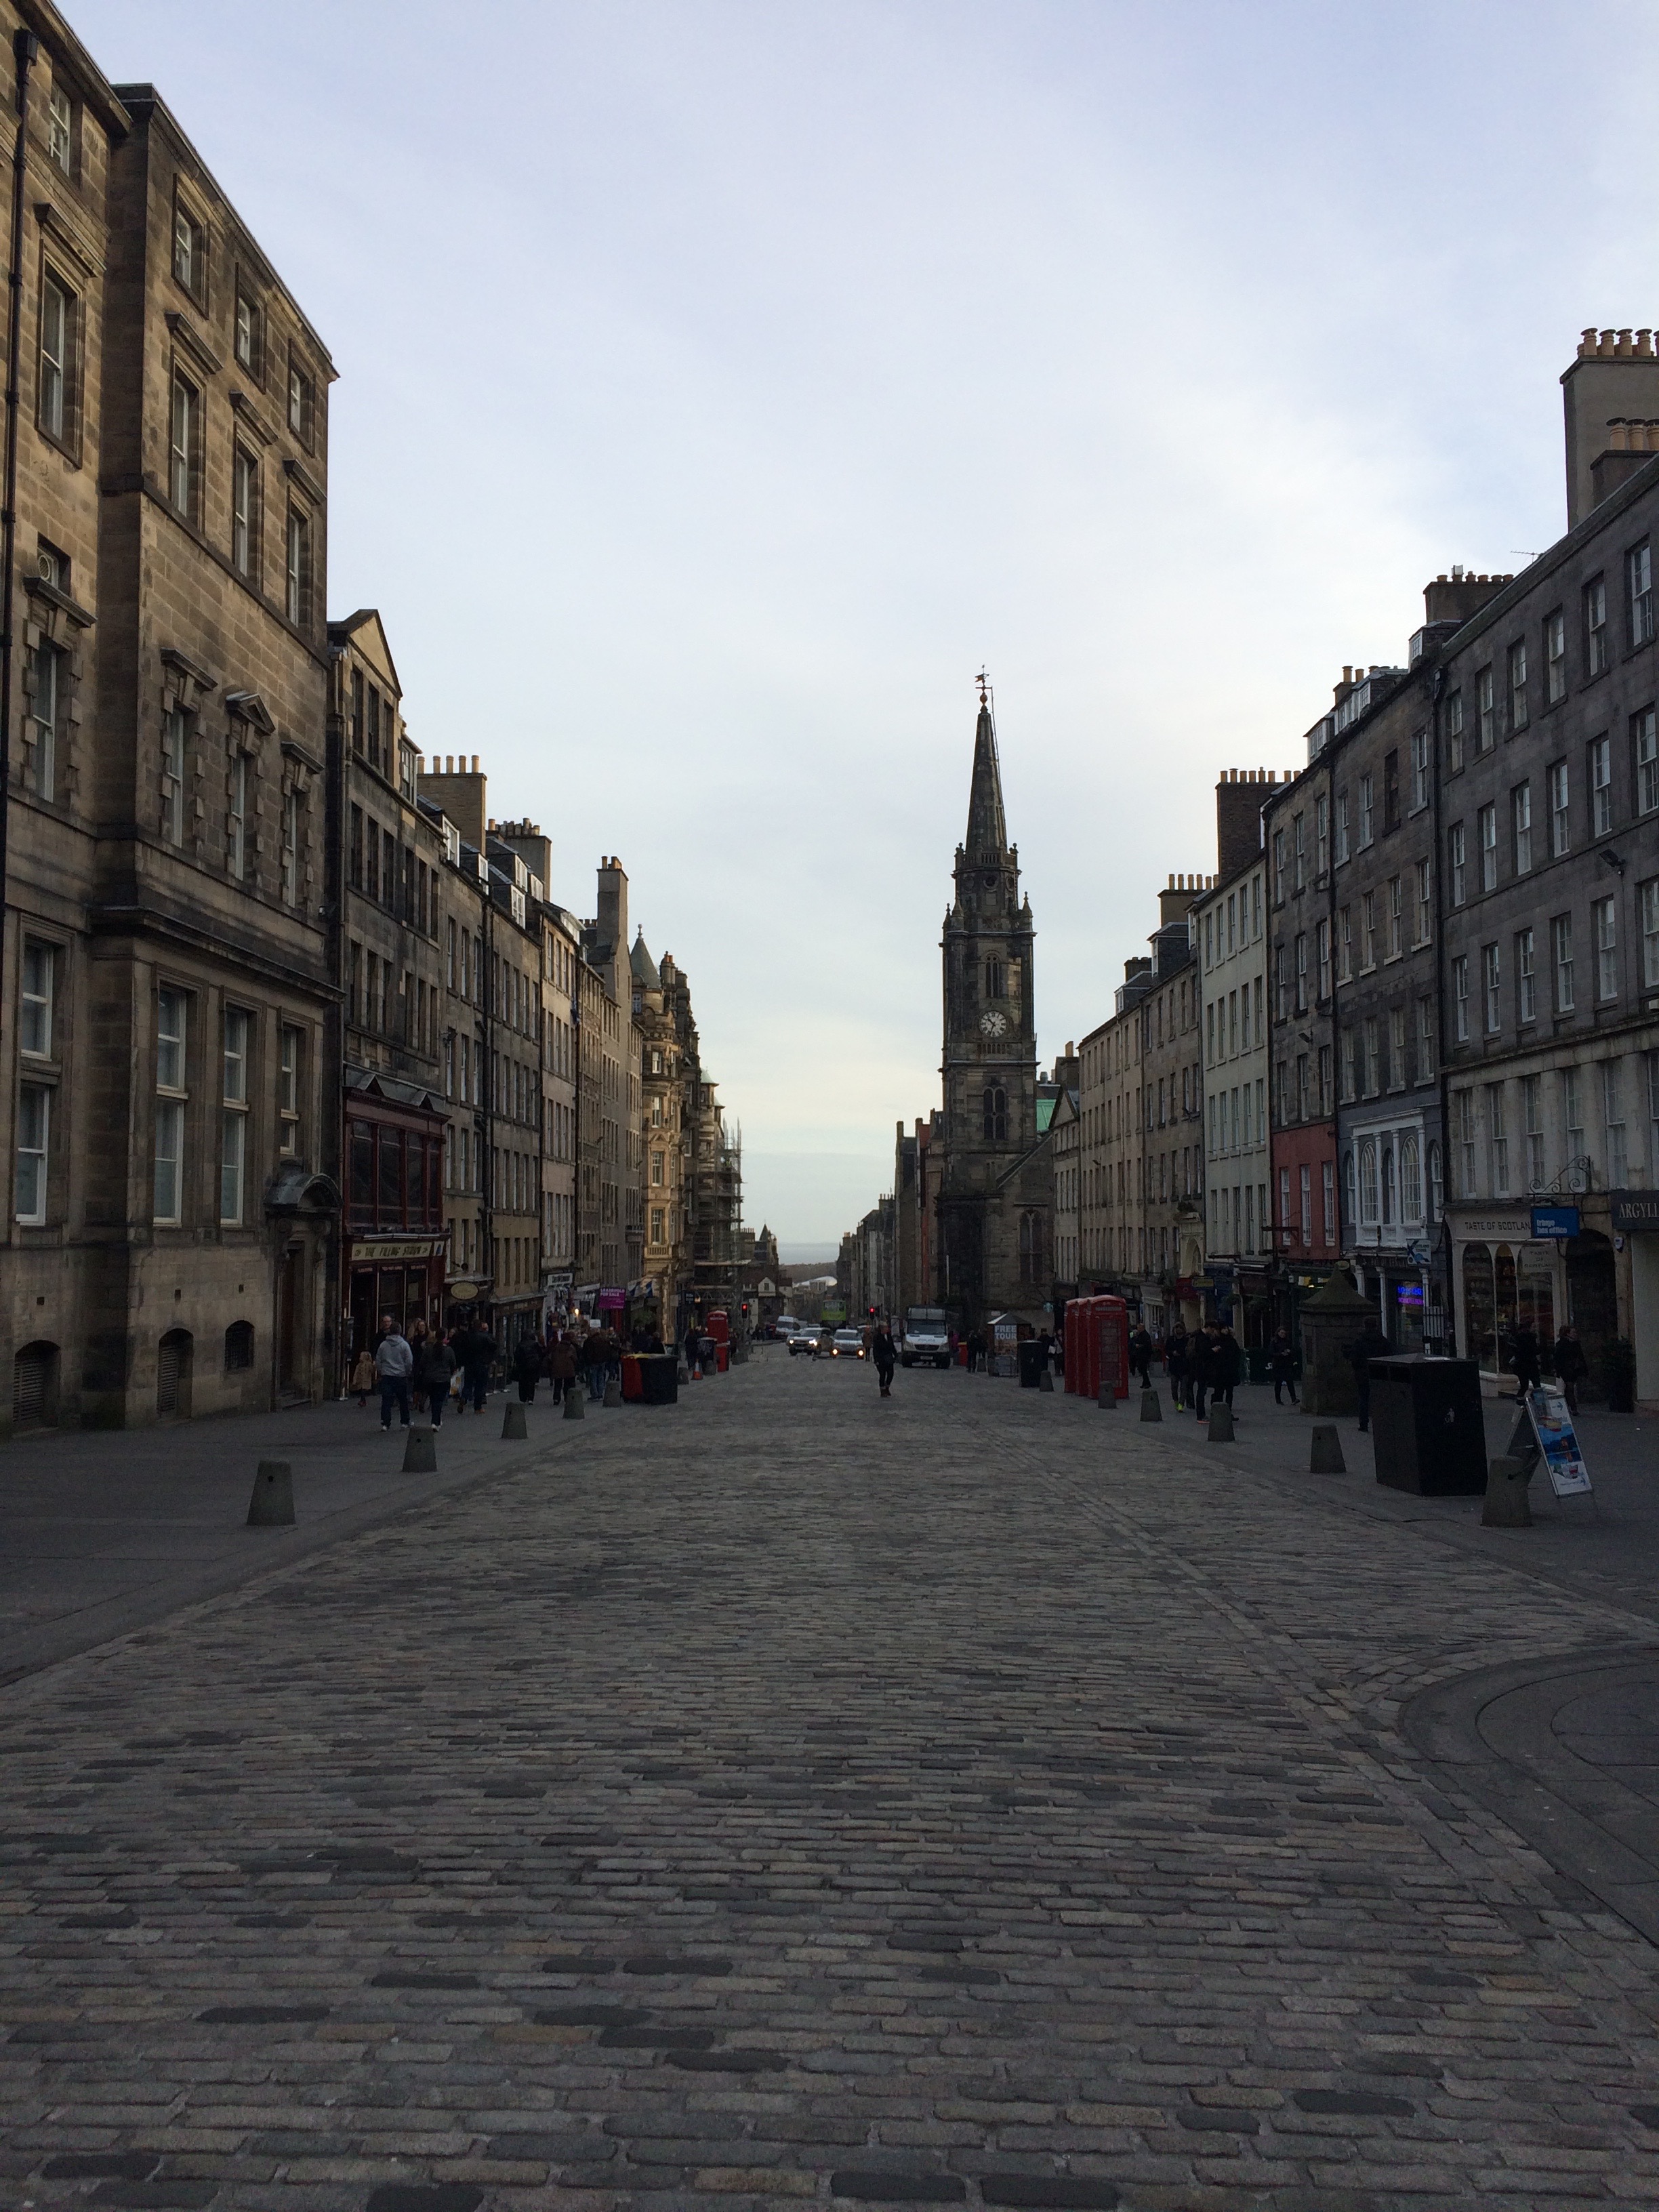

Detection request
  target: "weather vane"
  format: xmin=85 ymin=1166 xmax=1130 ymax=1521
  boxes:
xmin=977 ymin=667 xmax=990 ymax=705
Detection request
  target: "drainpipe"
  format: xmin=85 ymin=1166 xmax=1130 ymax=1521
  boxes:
xmin=0 ymin=29 xmax=38 ymax=1040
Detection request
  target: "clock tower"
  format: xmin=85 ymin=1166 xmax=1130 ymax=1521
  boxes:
xmin=937 ymin=681 xmax=1050 ymax=1326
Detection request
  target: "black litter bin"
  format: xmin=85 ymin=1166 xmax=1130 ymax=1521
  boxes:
xmin=639 ymin=1354 xmax=678 ymax=1406
xmin=1018 ymin=1340 xmax=1046 ymax=1389
xmin=1370 ymin=1356 xmax=1486 ymax=1494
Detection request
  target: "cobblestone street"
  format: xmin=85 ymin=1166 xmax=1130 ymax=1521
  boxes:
xmin=4 ymin=1352 xmax=1659 ymax=2211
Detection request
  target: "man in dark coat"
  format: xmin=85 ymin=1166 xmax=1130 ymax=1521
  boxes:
xmin=1212 ymin=1326 xmax=1242 ymax=1412
xmin=514 ymin=1332 xmax=544 ymax=1404
xmin=462 ymin=1321 xmax=497 ymax=1413
xmin=1345 ymin=1322 xmax=1392 ymax=1431
xmin=1509 ymin=1323 xmax=1542 ymax=1401
xmin=1129 ymin=1326 xmax=1153 ymax=1389
xmin=1164 ymin=1324 xmax=1189 ymax=1410
xmin=871 ymin=1324 xmax=897 ymax=1398
xmin=1553 ymin=1325 xmax=1589 ymax=1413
xmin=1269 ymin=1327 xmax=1298 ymax=1406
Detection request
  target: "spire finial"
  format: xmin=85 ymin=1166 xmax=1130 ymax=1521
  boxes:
xmin=977 ymin=666 xmax=990 ymax=706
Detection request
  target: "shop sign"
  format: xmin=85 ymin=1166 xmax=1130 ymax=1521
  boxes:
xmin=1610 ymin=1191 xmax=1659 ymax=1234
xmin=1450 ymin=1209 xmax=1532 ymax=1241
xmin=449 ymin=1282 xmax=478 ymax=1303
xmin=544 ymin=1269 xmax=574 ymax=1290
xmin=353 ymin=1238 xmax=446 ymax=1262
xmin=1236 ymin=1269 xmax=1271 ymax=1296
xmin=598 ymin=1287 xmax=626 ymax=1311
xmin=1530 ymin=1205 xmax=1580 ymax=1240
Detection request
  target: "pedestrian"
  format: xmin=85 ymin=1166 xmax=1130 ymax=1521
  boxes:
xmin=407 ymin=1317 xmax=430 ymax=1412
xmin=585 ymin=1328 xmax=610 ymax=1401
xmin=1187 ymin=1324 xmax=1213 ymax=1420
xmin=1345 ymin=1321 xmax=1392 ymax=1432
xmin=1165 ymin=1323 xmax=1189 ymax=1410
xmin=350 ymin=1342 xmax=375 ymax=1408
xmin=422 ymin=1328 xmax=457 ymax=1429
xmin=1212 ymin=1325 xmax=1242 ymax=1413
xmin=461 ymin=1319 xmax=496 ymax=1414
xmin=374 ymin=1314 xmax=413 ymax=1430
xmin=514 ymin=1330 xmax=544 ymax=1404
xmin=1509 ymin=1322 xmax=1542 ymax=1402
xmin=549 ymin=1328 xmax=577 ymax=1404
xmin=1269 ymin=1326 xmax=1298 ymax=1406
xmin=683 ymin=1321 xmax=702 ymax=1376
xmin=1129 ymin=1326 xmax=1153 ymax=1389
xmin=1553 ymin=1324 xmax=1589 ymax=1414
xmin=872 ymin=1322 xmax=897 ymax=1398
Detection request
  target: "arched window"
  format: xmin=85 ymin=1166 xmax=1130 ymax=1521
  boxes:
xmin=1401 ymin=1132 xmax=1422 ymax=1220
xmin=224 ymin=1319 xmax=255 ymax=1373
xmin=1343 ymin=1148 xmax=1357 ymax=1231
xmin=1019 ymin=1210 xmax=1046 ymax=1285
xmin=1381 ymin=1144 xmax=1396 ymax=1224
xmin=1359 ymin=1139 xmax=1379 ymax=1223
xmin=984 ymin=957 xmax=1004 ymax=1000
xmin=982 ymin=1085 xmax=1007 ymax=1141
xmin=1426 ymin=1140 xmax=1443 ymax=1222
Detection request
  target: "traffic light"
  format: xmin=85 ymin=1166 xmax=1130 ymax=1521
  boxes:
xmin=867 ymin=1305 xmax=876 ymax=1317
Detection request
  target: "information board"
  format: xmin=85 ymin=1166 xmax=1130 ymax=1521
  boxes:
xmin=1525 ymin=1387 xmax=1593 ymax=1497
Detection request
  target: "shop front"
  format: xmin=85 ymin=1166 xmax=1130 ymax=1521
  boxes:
xmin=1448 ymin=1204 xmax=1563 ymax=1380
xmin=342 ymin=1077 xmax=449 ymax=1378
xmin=1612 ymin=1191 xmax=1659 ymax=1406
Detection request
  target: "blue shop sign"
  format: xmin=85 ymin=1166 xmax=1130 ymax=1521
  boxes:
xmin=1531 ymin=1206 xmax=1580 ymax=1240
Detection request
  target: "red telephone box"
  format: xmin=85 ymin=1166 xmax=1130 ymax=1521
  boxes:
xmin=1065 ymin=1294 xmax=1128 ymax=1401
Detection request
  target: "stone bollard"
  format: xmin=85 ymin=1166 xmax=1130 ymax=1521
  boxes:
xmin=1038 ymin=1367 xmax=1054 ymax=1392
xmin=1481 ymin=1453 xmax=1534 ymax=1528
xmin=677 ymin=1359 xmax=692 ymax=1385
xmin=603 ymin=1380 xmax=623 ymax=1408
xmin=1208 ymin=1402 xmax=1235 ymax=1443
xmin=563 ymin=1388 xmax=585 ymax=1420
xmin=402 ymin=1425 xmax=437 ymax=1473
xmin=501 ymin=1401 xmax=527 ymax=1441
xmin=247 ymin=1460 xmax=295 ymax=1526
xmin=1309 ymin=1422 xmax=1347 ymax=1473
xmin=1097 ymin=1382 xmax=1116 ymax=1410
xmin=1140 ymin=1387 xmax=1162 ymax=1422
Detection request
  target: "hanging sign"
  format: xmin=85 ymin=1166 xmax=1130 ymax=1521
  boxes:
xmin=1525 ymin=1387 xmax=1592 ymax=1498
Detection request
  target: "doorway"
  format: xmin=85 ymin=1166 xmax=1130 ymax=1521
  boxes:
xmin=277 ymin=1245 xmax=302 ymax=1395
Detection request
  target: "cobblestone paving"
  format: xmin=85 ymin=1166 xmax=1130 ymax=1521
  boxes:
xmin=4 ymin=1355 xmax=1659 ymax=2211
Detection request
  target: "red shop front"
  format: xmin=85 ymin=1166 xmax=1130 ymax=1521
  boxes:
xmin=343 ymin=1076 xmax=449 ymax=1376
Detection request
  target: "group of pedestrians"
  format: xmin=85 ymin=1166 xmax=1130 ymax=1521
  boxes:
xmin=1130 ymin=1322 xmax=1244 ymax=1421
xmin=350 ymin=1313 xmax=661 ymax=1429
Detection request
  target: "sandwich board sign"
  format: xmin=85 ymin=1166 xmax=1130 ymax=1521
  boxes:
xmin=1524 ymin=1387 xmax=1592 ymax=1497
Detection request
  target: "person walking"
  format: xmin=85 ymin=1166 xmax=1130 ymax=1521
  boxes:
xmin=422 ymin=1328 xmax=457 ymax=1429
xmin=1164 ymin=1323 xmax=1189 ymax=1410
xmin=461 ymin=1319 xmax=497 ymax=1414
xmin=1212 ymin=1325 xmax=1242 ymax=1414
xmin=1509 ymin=1322 xmax=1542 ymax=1402
xmin=350 ymin=1342 xmax=375 ymax=1409
xmin=407 ymin=1318 xmax=430 ymax=1415
xmin=1129 ymin=1326 xmax=1153 ymax=1389
xmin=683 ymin=1321 xmax=702 ymax=1376
xmin=584 ymin=1328 xmax=610 ymax=1401
xmin=514 ymin=1330 xmax=544 ymax=1405
xmin=1553 ymin=1324 xmax=1589 ymax=1414
xmin=374 ymin=1315 xmax=414 ymax=1431
xmin=872 ymin=1322 xmax=897 ymax=1398
xmin=549 ymin=1328 xmax=577 ymax=1405
xmin=1269 ymin=1326 xmax=1298 ymax=1406
xmin=1345 ymin=1321 xmax=1392 ymax=1432
xmin=1187 ymin=1325 xmax=1214 ymax=1421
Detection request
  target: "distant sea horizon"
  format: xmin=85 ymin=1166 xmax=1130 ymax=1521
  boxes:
xmin=778 ymin=1242 xmax=839 ymax=1267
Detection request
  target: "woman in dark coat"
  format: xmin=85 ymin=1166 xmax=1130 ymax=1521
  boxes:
xmin=514 ymin=1332 xmax=545 ymax=1404
xmin=548 ymin=1329 xmax=578 ymax=1404
xmin=1268 ymin=1327 xmax=1297 ymax=1406
xmin=422 ymin=1329 xmax=457 ymax=1428
xmin=1553 ymin=1325 xmax=1589 ymax=1413
xmin=1212 ymin=1326 xmax=1242 ymax=1411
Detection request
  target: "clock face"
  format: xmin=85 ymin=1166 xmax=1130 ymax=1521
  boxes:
xmin=980 ymin=1010 xmax=1008 ymax=1037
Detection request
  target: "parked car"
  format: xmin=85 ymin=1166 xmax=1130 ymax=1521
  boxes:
xmin=831 ymin=1329 xmax=865 ymax=1359
xmin=787 ymin=1325 xmax=821 ymax=1357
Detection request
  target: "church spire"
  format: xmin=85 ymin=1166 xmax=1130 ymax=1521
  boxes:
xmin=964 ymin=670 xmax=1008 ymax=859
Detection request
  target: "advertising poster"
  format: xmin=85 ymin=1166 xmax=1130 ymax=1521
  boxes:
xmin=1525 ymin=1387 xmax=1593 ymax=1497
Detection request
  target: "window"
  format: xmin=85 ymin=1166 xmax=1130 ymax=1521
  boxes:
xmin=1512 ymin=783 xmax=1532 ymax=874
xmin=1410 ymin=729 xmax=1429 ymax=812
xmin=983 ymin=956 xmax=1004 ymax=999
xmin=1384 ymin=749 xmax=1400 ymax=831
xmin=279 ymin=1024 xmax=301 ymax=1155
xmin=982 ymin=1084 xmax=1007 ymax=1141
xmin=281 ymin=790 xmax=299 ymax=906
xmin=1359 ymin=772 xmax=1374 ymax=848
xmin=1637 ymin=708 xmax=1658 ymax=816
xmin=1318 ymin=1044 xmax=1332 ymax=1113
xmin=1488 ymin=1084 xmax=1510 ymax=1196
xmin=1644 ymin=878 xmax=1659 ymax=988
xmin=1483 ymin=942 xmax=1501 ymax=1033
xmin=1517 ymin=926 xmax=1536 ymax=1024
xmin=1294 ymin=933 xmax=1307 ymax=1012
xmin=232 ymin=448 xmax=258 ymax=576
xmin=651 ymin=1206 xmax=665 ymax=1246
xmin=228 ymin=753 xmax=248 ymax=880
xmin=1361 ymin=890 xmax=1376 ymax=969
xmin=1272 ymin=827 xmax=1286 ymax=902
xmin=1343 ymin=1147 xmax=1357 ymax=1225
xmin=1549 ymin=760 xmax=1570 ymax=855
xmin=1476 ymin=665 xmax=1495 ymax=752
xmin=28 ymin=642 xmax=60 ymax=804
xmin=168 ymin=372 xmax=197 ymax=516
xmin=1545 ymin=609 xmax=1565 ymax=704
xmin=1339 ymin=1029 xmax=1355 ymax=1104
xmin=39 ymin=270 xmax=71 ymax=443
xmin=220 ymin=1009 xmax=249 ymax=1225
xmin=1454 ymin=1089 xmax=1475 ymax=1198
xmin=1446 ymin=688 xmax=1465 ymax=774
xmin=1363 ymin=1015 xmax=1380 ymax=1095
xmin=1416 ymin=995 xmax=1434 ymax=1082
xmin=1523 ymin=1073 xmax=1544 ymax=1189
xmin=161 ymin=708 xmax=187 ymax=844
xmin=154 ymin=989 xmax=186 ymax=1224
xmin=234 ymin=287 xmax=261 ymax=375
xmin=1450 ymin=822 xmax=1467 ymax=905
xmin=1338 ymin=906 xmax=1352 ymax=981
xmin=1478 ymin=802 xmax=1497 ymax=893
xmin=1389 ymin=1004 xmax=1406 ymax=1088
xmin=1335 ymin=790 xmax=1350 ymax=865
xmin=1415 ymin=859 xmax=1431 ymax=945
xmin=1563 ymin=1064 xmax=1584 ymax=1170
xmin=287 ymin=355 xmax=314 ymax=444
xmin=1553 ymin=914 xmax=1574 ymax=1012
xmin=285 ymin=508 xmax=311 ymax=628
xmin=1595 ymin=895 xmax=1618 ymax=998
xmin=16 ymin=1084 xmax=48 ymax=1224
xmin=1316 ymin=917 xmax=1330 ymax=1000
xmin=1603 ymin=1061 xmax=1628 ymax=1187
xmin=1292 ymin=815 xmax=1306 ymax=893
xmin=1509 ymin=639 xmax=1528 ymax=730
xmin=1387 ymin=875 xmax=1403 ymax=959
xmin=172 ymin=198 xmax=205 ymax=301
xmin=1359 ymin=1138 xmax=1378 ymax=1221
xmin=1452 ymin=954 xmax=1469 ymax=1042
xmin=1630 ymin=540 xmax=1654 ymax=647
xmin=47 ymin=81 xmax=72 ymax=172
xmin=1315 ymin=793 xmax=1329 ymax=876
xmin=20 ymin=940 xmax=54 ymax=1059
xmin=1586 ymin=575 xmax=1608 ymax=676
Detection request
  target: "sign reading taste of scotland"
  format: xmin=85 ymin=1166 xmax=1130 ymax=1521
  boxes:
xmin=1530 ymin=1206 xmax=1580 ymax=1239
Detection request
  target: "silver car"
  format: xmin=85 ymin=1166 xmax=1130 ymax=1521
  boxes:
xmin=830 ymin=1329 xmax=865 ymax=1359
xmin=787 ymin=1326 xmax=821 ymax=1357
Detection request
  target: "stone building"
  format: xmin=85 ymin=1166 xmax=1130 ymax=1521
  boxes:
xmin=4 ymin=47 xmax=340 ymax=1433
xmin=935 ymin=688 xmax=1052 ymax=1325
xmin=482 ymin=827 xmax=547 ymax=1340
xmin=1047 ymin=1056 xmax=1080 ymax=1301
xmin=633 ymin=935 xmax=697 ymax=1334
xmin=331 ymin=613 xmax=449 ymax=1368
xmin=576 ymin=857 xmax=643 ymax=1313
xmin=691 ymin=1073 xmax=742 ymax=1320
xmin=1133 ymin=883 xmax=1206 ymax=1337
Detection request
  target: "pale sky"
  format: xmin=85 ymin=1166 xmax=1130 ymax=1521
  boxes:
xmin=78 ymin=0 xmax=1659 ymax=1244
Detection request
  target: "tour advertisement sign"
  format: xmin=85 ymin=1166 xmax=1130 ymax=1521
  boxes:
xmin=1525 ymin=1387 xmax=1593 ymax=1497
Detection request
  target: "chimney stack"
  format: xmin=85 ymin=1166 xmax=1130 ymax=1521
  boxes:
xmin=1563 ymin=328 xmax=1659 ymax=528
xmin=417 ymin=757 xmax=487 ymax=849
xmin=1215 ymin=769 xmax=1266 ymax=880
